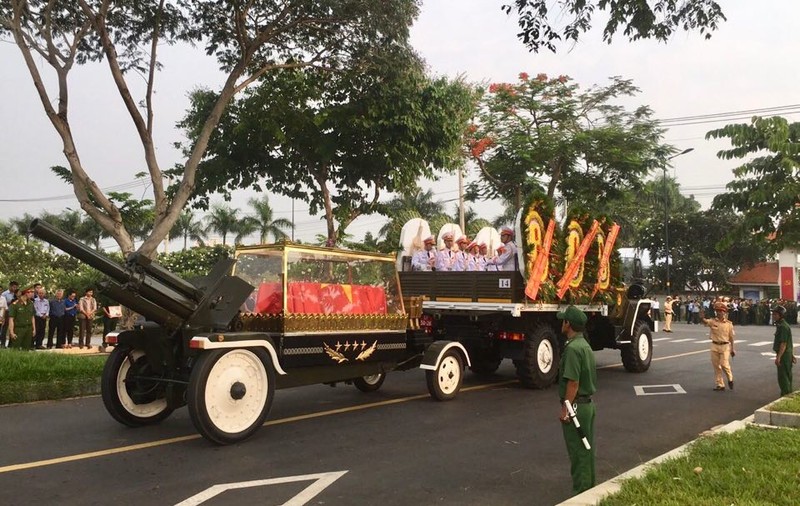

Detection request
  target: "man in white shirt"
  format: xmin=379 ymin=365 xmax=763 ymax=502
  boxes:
xmin=453 ymin=235 xmax=470 ymax=271
xmin=411 ymin=236 xmax=437 ymax=271
xmin=435 ymin=233 xmax=457 ymax=271
xmin=486 ymin=227 xmax=518 ymax=271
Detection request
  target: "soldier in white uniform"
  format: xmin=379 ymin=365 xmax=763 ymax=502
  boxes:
xmin=435 ymin=233 xmax=457 ymax=271
xmin=466 ymin=241 xmax=484 ymax=271
xmin=486 ymin=227 xmax=518 ymax=272
xmin=453 ymin=235 xmax=470 ymax=271
xmin=411 ymin=236 xmax=437 ymax=271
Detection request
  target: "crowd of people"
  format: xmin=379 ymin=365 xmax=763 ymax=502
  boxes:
xmin=410 ymin=227 xmax=518 ymax=272
xmin=656 ymin=295 xmax=797 ymax=326
xmin=0 ymin=280 xmax=119 ymax=350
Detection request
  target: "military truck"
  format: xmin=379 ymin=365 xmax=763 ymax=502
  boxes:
xmin=29 ymin=220 xmax=466 ymax=445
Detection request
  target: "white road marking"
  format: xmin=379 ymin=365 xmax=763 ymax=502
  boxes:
xmin=761 ymin=352 xmax=776 ymax=357
xmin=652 ymin=338 xmax=671 ymax=342
xmin=670 ymin=338 xmax=694 ymax=343
xmin=748 ymin=341 xmax=773 ymax=347
xmin=634 ymin=384 xmax=687 ymax=396
xmin=175 ymin=471 xmax=349 ymax=506
xmin=693 ymin=339 xmax=709 ymax=344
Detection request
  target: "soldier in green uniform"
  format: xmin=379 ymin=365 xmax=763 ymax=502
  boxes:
xmin=772 ymin=305 xmax=795 ymax=396
xmin=8 ymin=287 xmax=36 ymax=350
xmin=557 ymin=305 xmax=597 ymax=494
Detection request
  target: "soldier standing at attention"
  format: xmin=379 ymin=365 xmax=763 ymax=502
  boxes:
xmin=703 ymin=301 xmax=735 ymax=391
xmin=435 ymin=233 xmax=456 ymax=271
xmin=486 ymin=227 xmax=518 ymax=271
xmin=557 ymin=305 xmax=597 ymax=494
xmin=771 ymin=305 xmax=795 ymax=396
xmin=411 ymin=236 xmax=436 ymax=271
xmin=663 ymin=296 xmax=674 ymax=332
xmin=8 ymin=287 xmax=36 ymax=350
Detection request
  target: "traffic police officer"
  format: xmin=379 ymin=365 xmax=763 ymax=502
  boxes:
xmin=771 ymin=305 xmax=795 ymax=396
xmin=557 ymin=305 xmax=597 ymax=494
xmin=702 ymin=301 xmax=735 ymax=391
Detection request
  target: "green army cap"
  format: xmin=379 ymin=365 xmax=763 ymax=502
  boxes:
xmin=557 ymin=305 xmax=588 ymax=330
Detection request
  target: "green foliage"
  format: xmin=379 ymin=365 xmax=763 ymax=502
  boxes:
xmin=0 ymin=349 xmax=105 ymax=404
xmin=468 ymin=74 xmax=673 ymax=221
xmin=707 ymin=117 xmax=800 ymax=254
xmin=502 ymin=0 xmax=726 ymax=53
xmin=771 ymin=393 xmax=800 ymax=414
xmin=178 ymin=49 xmax=475 ymax=245
xmin=156 ymin=245 xmax=233 ymax=281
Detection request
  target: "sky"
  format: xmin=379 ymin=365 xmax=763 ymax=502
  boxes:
xmin=1 ymin=0 xmax=799 ymax=251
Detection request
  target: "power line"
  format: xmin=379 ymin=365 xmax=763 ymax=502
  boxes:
xmin=657 ymin=103 xmax=800 ymax=123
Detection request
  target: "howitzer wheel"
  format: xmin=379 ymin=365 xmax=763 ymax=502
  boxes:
xmin=102 ymin=346 xmax=174 ymax=427
xmin=353 ymin=373 xmax=386 ymax=392
xmin=188 ymin=348 xmax=275 ymax=445
xmin=621 ymin=320 xmax=652 ymax=372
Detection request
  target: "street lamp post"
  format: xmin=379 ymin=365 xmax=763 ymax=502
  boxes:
xmin=664 ymin=147 xmax=694 ymax=293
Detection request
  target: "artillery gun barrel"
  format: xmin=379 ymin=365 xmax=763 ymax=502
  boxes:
xmin=29 ymin=219 xmax=129 ymax=283
xmin=29 ymin=219 xmax=197 ymax=322
xmin=127 ymin=252 xmax=205 ymax=301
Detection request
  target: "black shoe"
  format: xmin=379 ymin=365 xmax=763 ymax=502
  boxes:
xmin=35 ymin=345 xmax=46 ymax=350
xmin=713 ymin=386 xmax=725 ymax=391
xmin=728 ymin=379 xmax=733 ymax=390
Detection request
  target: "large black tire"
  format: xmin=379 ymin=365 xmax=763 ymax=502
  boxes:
xmin=187 ymin=348 xmax=275 ymax=445
xmin=353 ymin=373 xmax=386 ymax=392
xmin=426 ymin=349 xmax=464 ymax=401
xmin=469 ymin=351 xmax=502 ymax=377
xmin=621 ymin=320 xmax=653 ymax=372
xmin=101 ymin=346 xmax=174 ymax=427
xmin=514 ymin=324 xmax=560 ymax=389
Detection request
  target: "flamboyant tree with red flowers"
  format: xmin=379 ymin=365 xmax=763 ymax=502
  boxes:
xmin=466 ymin=72 xmax=673 ymax=217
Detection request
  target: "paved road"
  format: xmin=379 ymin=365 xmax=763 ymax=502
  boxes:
xmin=0 ymin=323 xmax=786 ymax=506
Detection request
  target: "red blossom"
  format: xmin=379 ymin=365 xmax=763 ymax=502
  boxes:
xmin=536 ymin=73 xmax=548 ymax=82
xmin=469 ymin=137 xmax=494 ymax=157
xmin=557 ymin=75 xmax=569 ymax=83
xmin=519 ymin=72 xmax=529 ymax=81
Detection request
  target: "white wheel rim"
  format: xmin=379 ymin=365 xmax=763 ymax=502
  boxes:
xmin=117 ymin=349 xmax=168 ymax=418
xmin=637 ymin=333 xmax=650 ymax=361
xmin=362 ymin=374 xmax=383 ymax=386
xmin=536 ymin=339 xmax=554 ymax=374
xmin=204 ymin=349 xmax=268 ymax=434
xmin=437 ymin=356 xmax=461 ymax=395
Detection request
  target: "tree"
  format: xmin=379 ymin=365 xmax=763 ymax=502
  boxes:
xmin=204 ymin=204 xmax=239 ymax=247
xmin=170 ymin=211 xmax=207 ymax=250
xmin=1 ymin=0 xmax=420 ymax=257
xmin=502 ymin=0 xmax=726 ymax=52
xmin=468 ymin=73 xmax=672 ymax=213
xmin=707 ymin=117 xmax=800 ymax=254
xmin=247 ymin=196 xmax=293 ymax=244
xmin=178 ymin=47 xmax=475 ymax=246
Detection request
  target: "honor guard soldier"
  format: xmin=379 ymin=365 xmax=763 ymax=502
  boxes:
xmin=435 ymin=232 xmax=456 ymax=271
xmin=453 ymin=235 xmax=470 ymax=271
xmin=8 ymin=287 xmax=36 ymax=350
xmin=486 ymin=227 xmax=517 ymax=271
xmin=411 ymin=236 xmax=437 ymax=271
xmin=557 ymin=305 xmax=597 ymax=494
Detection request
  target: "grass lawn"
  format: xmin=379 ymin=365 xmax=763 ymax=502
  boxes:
xmin=601 ymin=402 xmax=800 ymax=505
xmin=0 ymin=348 xmax=106 ymax=404
xmin=770 ymin=392 xmax=800 ymax=414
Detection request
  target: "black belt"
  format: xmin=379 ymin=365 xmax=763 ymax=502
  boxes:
xmin=712 ymin=341 xmax=729 ymax=345
xmin=562 ymin=396 xmax=592 ymax=404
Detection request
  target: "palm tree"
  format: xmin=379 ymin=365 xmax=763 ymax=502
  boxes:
xmin=205 ymin=204 xmax=239 ymax=246
xmin=248 ymin=196 xmax=293 ymax=243
xmin=171 ymin=211 xmax=207 ymax=250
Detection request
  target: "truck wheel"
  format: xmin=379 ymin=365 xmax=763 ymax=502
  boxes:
xmin=621 ymin=320 xmax=653 ymax=372
xmin=426 ymin=349 xmax=463 ymax=401
xmin=353 ymin=373 xmax=386 ymax=392
xmin=102 ymin=346 xmax=174 ymax=427
xmin=514 ymin=324 xmax=560 ymax=389
xmin=188 ymin=348 xmax=275 ymax=445
xmin=470 ymin=352 xmax=502 ymax=377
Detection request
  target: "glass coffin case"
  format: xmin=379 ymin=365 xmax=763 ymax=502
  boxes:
xmin=233 ymin=243 xmax=408 ymax=334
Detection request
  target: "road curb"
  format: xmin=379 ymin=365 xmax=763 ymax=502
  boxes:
xmin=555 ymin=416 xmax=753 ymax=506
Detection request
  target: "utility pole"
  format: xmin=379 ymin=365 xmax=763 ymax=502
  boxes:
xmin=664 ymin=148 xmax=694 ymax=292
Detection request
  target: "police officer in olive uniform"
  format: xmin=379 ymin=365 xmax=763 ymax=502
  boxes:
xmin=771 ymin=305 xmax=795 ymax=396
xmin=557 ymin=305 xmax=597 ymax=494
xmin=8 ymin=287 xmax=36 ymax=350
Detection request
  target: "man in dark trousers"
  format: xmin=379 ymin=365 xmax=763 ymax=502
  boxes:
xmin=772 ymin=305 xmax=795 ymax=396
xmin=557 ymin=305 xmax=597 ymax=494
